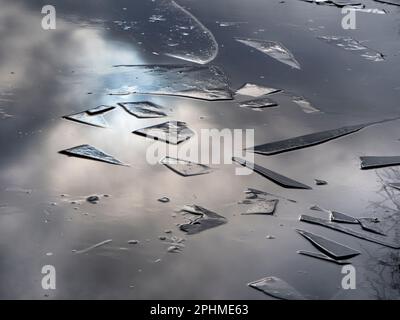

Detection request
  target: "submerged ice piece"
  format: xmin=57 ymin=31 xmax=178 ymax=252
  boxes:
xmin=179 ymin=205 xmax=227 ymax=234
xmin=296 ymin=229 xmax=360 ymax=259
xmin=235 ymin=83 xmax=282 ymax=97
xmin=360 ymin=156 xmax=400 ymax=170
xmin=248 ymin=123 xmax=367 ymax=156
xmin=300 ymin=215 xmax=400 ymax=249
xmin=248 ymin=276 xmax=305 ymax=300
xmin=133 ymin=121 xmax=194 ymax=144
xmin=160 ymin=156 xmax=212 ymax=177
xmin=297 ymin=250 xmax=351 ymax=265
xmin=63 ymin=111 xmax=109 ymax=128
xmin=239 ymin=97 xmax=279 ymax=110
xmin=232 ymin=157 xmax=312 ymax=189
xmin=110 ymin=65 xmax=233 ymax=101
xmin=119 ymin=101 xmax=167 ymax=118
xmin=291 ymin=96 xmax=320 ymax=114
xmin=318 ymin=36 xmax=384 ymax=62
xmin=242 ymin=199 xmax=279 ymax=215
xmin=236 ymin=38 xmax=301 ymax=69
xmin=59 ymin=144 xmax=127 ymax=166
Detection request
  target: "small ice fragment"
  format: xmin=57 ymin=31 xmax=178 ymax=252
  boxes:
xmin=239 ymin=97 xmax=279 ymax=110
xmin=161 ymin=156 xmax=212 ymax=177
xmin=330 ymin=211 xmax=359 ymax=224
xmin=292 ymin=96 xmax=320 ymax=114
xmin=86 ymin=195 xmax=100 ymax=204
xmin=159 ymin=236 xmax=167 ymax=241
xmin=318 ymin=36 xmax=384 ymax=62
xmin=86 ymin=105 xmax=115 ymax=115
xmin=233 ymin=157 xmax=312 ymax=190
xmin=167 ymin=245 xmax=181 ymax=253
xmin=235 ymin=83 xmax=281 ymax=97
xmin=300 ymin=215 xmax=400 ymax=249
xmin=242 ymin=199 xmax=279 ymax=215
xmin=158 ymin=197 xmax=170 ymax=203
xmin=297 ymin=250 xmax=351 ymax=265
xmin=63 ymin=111 xmax=108 ymax=128
xmin=46 ymin=252 xmax=53 ymax=256
xmin=248 ymin=276 xmax=305 ymax=300
xmin=296 ymin=229 xmax=360 ymax=259
xmin=360 ymin=156 xmax=400 ymax=170
xmin=236 ymin=38 xmax=301 ymax=69
xmin=164 ymin=230 xmax=173 ymax=234
xmin=315 ymin=179 xmax=328 ymax=185
xmin=179 ymin=205 xmax=227 ymax=235
xmin=133 ymin=121 xmax=194 ymax=145
xmin=5 ymin=187 xmax=32 ymax=194
xmin=128 ymin=240 xmax=139 ymax=244
xmin=59 ymin=144 xmax=127 ymax=166
xmin=119 ymin=101 xmax=167 ymax=118
xmin=74 ymin=239 xmax=112 ymax=254
xmin=266 ymin=235 xmax=276 ymax=239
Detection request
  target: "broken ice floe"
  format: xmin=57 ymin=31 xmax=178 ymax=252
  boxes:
xmin=119 ymin=101 xmax=167 ymax=118
xmin=360 ymin=156 xmax=400 ymax=170
xmin=330 ymin=210 xmax=386 ymax=235
xmin=133 ymin=121 xmax=194 ymax=145
xmin=236 ymin=38 xmax=301 ymax=69
xmin=248 ymin=123 xmax=371 ymax=156
xmin=297 ymin=250 xmax=351 ymax=265
xmin=300 ymin=215 xmax=399 ymax=249
xmin=179 ymin=205 xmax=227 ymax=234
xmin=74 ymin=239 xmax=113 ymax=254
xmin=161 ymin=157 xmax=212 ymax=177
xmin=291 ymin=96 xmax=320 ymax=114
xmin=315 ymin=179 xmax=328 ymax=185
xmin=63 ymin=111 xmax=109 ymax=128
xmin=318 ymin=36 xmax=384 ymax=62
xmin=235 ymin=83 xmax=282 ymax=97
xmin=248 ymin=276 xmax=305 ymax=300
xmin=239 ymin=97 xmax=279 ymax=110
xmin=296 ymin=229 xmax=360 ymax=259
xmin=239 ymin=189 xmax=279 ymax=215
xmin=109 ymin=65 xmax=233 ymax=101
xmin=59 ymin=144 xmax=127 ymax=166
xmin=233 ymin=157 xmax=312 ymax=189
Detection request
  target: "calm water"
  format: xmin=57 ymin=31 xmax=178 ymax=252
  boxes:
xmin=0 ymin=0 xmax=400 ymax=299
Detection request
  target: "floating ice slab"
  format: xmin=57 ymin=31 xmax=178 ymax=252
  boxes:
xmin=86 ymin=105 xmax=115 ymax=115
xmin=330 ymin=211 xmax=359 ymax=224
xmin=133 ymin=121 xmax=194 ymax=145
xmin=233 ymin=157 xmax=312 ymax=189
xmin=110 ymin=65 xmax=233 ymax=101
xmin=119 ymin=101 xmax=167 ymax=118
xmin=360 ymin=156 xmax=400 ymax=170
xmin=248 ymin=123 xmax=367 ymax=156
xmin=296 ymin=229 xmax=360 ymax=259
xmin=318 ymin=36 xmax=384 ymax=62
xmin=300 ymin=215 xmax=400 ymax=249
xmin=63 ymin=111 xmax=109 ymax=128
xmin=179 ymin=205 xmax=227 ymax=234
xmin=59 ymin=144 xmax=127 ymax=166
xmin=297 ymin=250 xmax=351 ymax=265
xmin=358 ymin=218 xmax=386 ymax=236
xmin=160 ymin=156 xmax=212 ymax=177
xmin=236 ymin=38 xmax=301 ymax=69
xmin=235 ymin=83 xmax=282 ymax=97
xmin=239 ymin=97 xmax=278 ymax=110
xmin=248 ymin=276 xmax=305 ymax=300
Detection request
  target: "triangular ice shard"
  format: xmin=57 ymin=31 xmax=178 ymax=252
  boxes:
xmin=133 ymin=121 xmax=194 ymax=144
xmin=233 ymin=157 xmax=312 ymax=189
xmin=297 ymin=250 xmax=351 ymax=265
xmin=160 ymin=157 xmax=212 ymax=177
xmin=296 ymin=229 xmax=360 ymax=259
xmin=63 ymin=111 xmax=109 ymax=128
xmin=179 ymin=205 xmax=227 ymax=234
xmin=235 ymin=83 xmax=282 ymax=97
xmin=358 ymin=218 xmax=386 ymax=236
xmin=236 ymin=38 xmax=301 ymax=69
xmin=59 ymin=144 xmax=127 ymax=166
xmin=119 ymin=101 xmax=167 ymax=118
xmin=330 ymin=211 xmax=359 ymax=224
xmin=248 ymin=276 xmax=305 ymax=300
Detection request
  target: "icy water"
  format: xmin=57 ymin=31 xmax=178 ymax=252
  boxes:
xmin=1 ymin=0 xmax=400 ymax=299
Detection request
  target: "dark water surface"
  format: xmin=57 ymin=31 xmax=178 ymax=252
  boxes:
xmin=1 ymin=0 xmax=400 ymax=299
